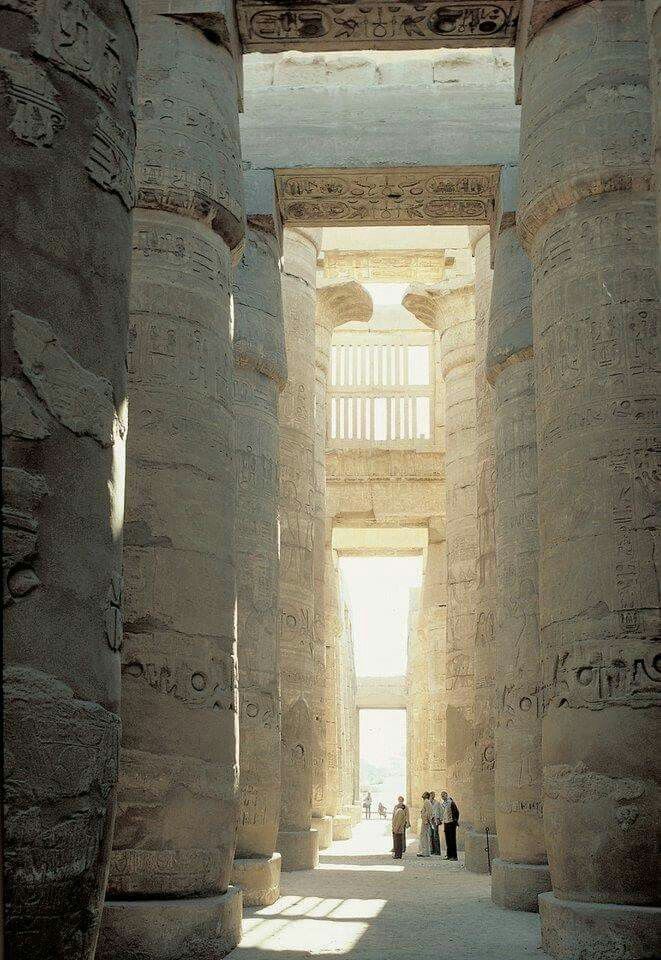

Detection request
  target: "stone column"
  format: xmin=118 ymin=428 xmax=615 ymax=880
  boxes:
xmin=465 ymin=228 xmax=499 ymax=873
xmin=407 ymin=586 xmax=428 ymax=831
xmin=277 ymin=227 xmax=321 ymax=871
xmin=313 ymin=282 xmax=372 ymax=850
xmin=518 ymin=4 xmax=660 ymax=955
xmin=648 ymin=0 xmax=661 ymax=264
xmin=487 ymin=172 xmax=551 ymax=912
xmin=404 ymin=280 xmax=478 ymax=844
xmin=422 ymin=535 xmax=448 ymax=801
xmin=1 ymin=5 xmax=137 ymax=957
xmin=231 ymin=171 xmax=286 ymax=906
xmin=98 ymin=7 xmax=245 ymax=958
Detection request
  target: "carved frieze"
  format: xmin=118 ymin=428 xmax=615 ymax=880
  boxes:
xmin=276 ymin=167 xmax=498 ymax=226
xmin=322 ymin=250 xmax=448 ymax=283
xmin=237 ymin=1 xmax=519 ymax=52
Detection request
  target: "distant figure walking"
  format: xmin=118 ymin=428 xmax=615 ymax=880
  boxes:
xmin=363 ymin=791 xmax=372 ymax=819
xmin=378 ymin=802 xmax=387 ymax=819
xmin=417 ymin=792 xmax=432 ymax=857
xmin=391 ymin=796 xmax=410 ymax=859
xmin=439 ymin=791 xmax=459 ymax=860
xmin=429 ymin=790 xmax=442 ymax=856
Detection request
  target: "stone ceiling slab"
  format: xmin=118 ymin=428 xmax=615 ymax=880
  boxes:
xmin=237 ymin=2 xmax=520 ymax=53
xmin=275 ymin=166 xmax=499 ymax=226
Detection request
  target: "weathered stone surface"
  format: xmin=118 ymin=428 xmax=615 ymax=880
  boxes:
xmin=277 ymin=228 xmax=321 ymax=870
xmin=518 ymin=2 xmax=659 ymax=952
xmin=1 ymin=1 xmax=136 ymax=954
xmin=486 ymin=209 xmax=550 ymax=910
xmin=331 ymin=814 xmax=353 ymax=840
xmin=101 ymin=7 xmax=243 ymax=957
xmin=231 ymin=171 xmax=286 ymax=907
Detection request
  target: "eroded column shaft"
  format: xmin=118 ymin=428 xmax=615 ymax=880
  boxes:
xmin=231 ymin=181 xmax=286 ymax=906
xmin=99 ymin=8 xmax=244 ymax=957
xmin=519 ymin=3 xmax=659 ymax=955
xmin=277 ymin=228 xmax=320 ymax=871
xmin=466 ymin=229 xmax=498 ymax=873
xmin=1 ymin=4 xmax=137 ymax=956
xmin=488 ymin=221 xmax=550 ymax=912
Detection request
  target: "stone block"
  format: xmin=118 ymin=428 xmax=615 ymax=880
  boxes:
xmin=539 ymin=893 xmax=661 ymax=960
xmin=492 ymin=859 xmax=552 ymax=914
xmin=277 ymin=829 xmax=319 ymax=872
xmin=312 ymin=816 xmax=334 ymax=850
xmin=332 ymin=816 xmax=352 ymax=841
xmin=232 ymin=854 xmax=281 ymax=907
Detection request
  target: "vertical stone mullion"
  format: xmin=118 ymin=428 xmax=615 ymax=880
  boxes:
xmin=99 ymin=6 xmax=245 ymax=957
xmin=231 ymin=171 xmax=286 ymax=907
xmin=518 ymin=3 xmax=659 ymax=956
xmin=465 ymin=227 xmax=499 ymax=873
xmin=2 ymin=3 xmax=137 ymax=956
xmin=487 ymin=177 xmax=551 ymax=911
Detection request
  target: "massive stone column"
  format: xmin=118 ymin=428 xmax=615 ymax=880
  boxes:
xmin=231 ymin=171 xmax=286 ymax=906
xmin=98 ymin=7 xmax=245 ymax=958
xmin=518 ymin=4 xmax=660 ymax=955
xmin=648 ymin=0 xmax=661 ymax=265
xmin=465 ymin=228 xmax=498 ymax=873
xmin=1 ymin=5 xmax=137 ymax=956
xmin=422 ymin=534 xmax=448 ymax=800
xmin=404 ymin=280 xmax=478 ymax=843
xmin=313 ymin=282 xmax=372 ymax=850
xmin=278 ymin=227 xmax=321 ymax=871
xmin=487 ymin=171 xmax=550 ymax=912
xmin=407 ymin=586 xmax=429 ymax=831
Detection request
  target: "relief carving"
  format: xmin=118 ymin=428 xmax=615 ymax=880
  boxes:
xmin=0 ymin=49 xmax=64 ymax=146
xmin=87 ymin=105 xmax=135 ymax=209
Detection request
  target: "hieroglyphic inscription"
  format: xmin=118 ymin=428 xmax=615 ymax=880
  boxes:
xmin=121 ymin=646 xmax=235 ymax=711
xmin=237 ymin=1 xmax=519 ymax=51
xmin=0 ymin=50 xmax=64 ymax=146
xmin=276 ymin=167 xmax=497 ymax=227
xmin=322 ymin=249 xmax=448 ymax=283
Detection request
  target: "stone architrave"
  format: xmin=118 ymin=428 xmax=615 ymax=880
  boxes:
xmin=486 ymin=176 xmax=551 ymax=912
xmin=1 ymin=4 xmax=137 ymax=957
xmin=465 ymin=228 xmax=498 ymax=874
xmin=98 ymin=6 xmax=245 ymax=958
xmin=404 ymin=280 xmax=478 ymax=844
xmin=231 ymin=171 xmax=286 ymax=906
xmin=517 ymin=3 xmax=660 ymax=955
xmin=277 ymin=227 xmax=321 ymax=871
xmin=313 ymin=282 xmax=372 ymax=848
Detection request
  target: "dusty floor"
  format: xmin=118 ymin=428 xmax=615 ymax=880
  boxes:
xmin=227 ymin=819 xmax=544 ymax=959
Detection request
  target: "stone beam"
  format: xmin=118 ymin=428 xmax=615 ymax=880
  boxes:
xmin=322 ymin=249 xmax=449 ymax=283
xmin=236 ymin=2 xmax=521 ymax=52
xmin=356 ymin=676 xmax=407 ymax=711
xmin=276 ymin=166 xmax=499 ymax=227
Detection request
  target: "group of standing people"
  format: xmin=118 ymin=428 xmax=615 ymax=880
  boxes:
xmin=390 ymin=791 xmax=459 ymax=861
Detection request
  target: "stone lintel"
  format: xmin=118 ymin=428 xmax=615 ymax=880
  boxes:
xmin=322 ymin=250 xmax=448 ymax=284
xmin=237 ymin=2 xmax=520 ymax=53
xmin=356 ymin=675 xmax=407 ymax=710
xmin=276 ymin=166 xmax=499 ymax=227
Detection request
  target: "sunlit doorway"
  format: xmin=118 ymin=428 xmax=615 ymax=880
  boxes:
xmin=359 ymin=709 xmax=407 ymax=815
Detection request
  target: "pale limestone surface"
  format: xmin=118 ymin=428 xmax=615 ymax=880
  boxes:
xmin=240 ymin=49 xmax=520 ymax=172
xmin=99 ymin=8 xmax=244 ymax=958
xmin=277 ymin=228 xmax=321 ymax=871
xmin=487 ymin=209 xmax=550 ymax=913
xmin=465 ymin=229 xmax=498 ymax=874
xmin=518 ymin=3 xmax=660 ymax=955
xmin=231 ymin=172 xmax=287 ymax=906
xmin=1 ymin=2 xmax=137 ymax=956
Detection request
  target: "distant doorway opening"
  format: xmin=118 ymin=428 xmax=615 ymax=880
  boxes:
xmin=359 ymin=709 xmax=407 ymax=817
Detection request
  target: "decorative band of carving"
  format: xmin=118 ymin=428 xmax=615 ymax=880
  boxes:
xmin=276 ymin=167 xmax=498 ymax=227
xmin=237 ymin=1 xmax=519 ymax=52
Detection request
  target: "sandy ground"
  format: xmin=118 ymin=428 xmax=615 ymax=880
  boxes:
xmin=227 ymin=818 xmax=544 ymax=959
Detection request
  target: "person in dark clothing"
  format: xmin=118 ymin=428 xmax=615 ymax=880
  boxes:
xmin=392 ymin=796 xmax=410 ymax=859
xmin=439 ymin=791 xmax=459 ymax=860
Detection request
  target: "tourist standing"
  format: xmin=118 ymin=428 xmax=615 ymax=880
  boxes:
xmin=391 ymin=796 xmax=410 ymax=859
xmin=417 ymin=792 xmax=433 ymax=857
xmin=429 ymin=790 xmax=442 ymax=855
xmin=439 ymin=791 xmax=459 ymax=860
xmin=363 ymin=791 xmax=372 ymax=819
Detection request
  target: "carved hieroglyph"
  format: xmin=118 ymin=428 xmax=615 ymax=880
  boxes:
xmin=404 ymin=280 xmax=478 ymax=839
xmin=465 ymin=228 xmax=498 ymax=874
xmin=98 ymin=8 xmax=244 ymax=959
xmin=487 ymin=216 xmax=550 ymax=913
xmin=278 ymin=228 xmax=321 ymax=871
xmin=518 ymin=4 xmax=659 ymax=956
xmin=232 ymin=188 xmax=286 ymax=904
xmin=322 ymin=250 xmax=449 ymax=283
xmin=276 ymin=167 xmax=498 ymax=227
xmin=1 ymin=2 xmax=137 ymax=956
xmin=237 ymin=1 xmax=519 ymax=52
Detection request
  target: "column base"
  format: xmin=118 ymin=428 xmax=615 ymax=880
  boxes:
xmin=231 ymin=853 xmax=281 ymax=907
xmin=539 ymin=892 xmax=661 ymax=960
xmin=277 ymin=829 xmax=319 ymax=872
xmin=311 ymin=816 xmax=333 ymax=850
xmin=349 ymin=804 xmax=363 ymax=825
xmin=331 ymin=815 xmax=352 ymax=841
xmin=97 ymin=888 xmax=242 ymax=960
xmin=464 ymin=829 xmax=499 ymax=873
xmin=491 ymin=859 xmax=552 ymax=913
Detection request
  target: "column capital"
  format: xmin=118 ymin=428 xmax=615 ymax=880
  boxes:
xmin=403 ymin=278 xmax=475 ymax=334
xmin=316 ymin=281 xmax=373 ymax=333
